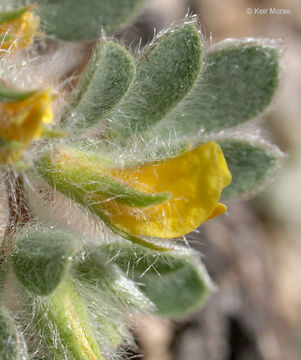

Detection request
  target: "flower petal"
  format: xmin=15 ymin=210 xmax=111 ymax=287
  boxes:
xmin=206 ymin=203 xmax=227 ymax=221
xmin=101 ymin=141 xmax=231 ymax=238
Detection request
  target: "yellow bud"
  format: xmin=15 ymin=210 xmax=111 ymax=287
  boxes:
xmin=0 ymin=89 xmax=52 ymax=165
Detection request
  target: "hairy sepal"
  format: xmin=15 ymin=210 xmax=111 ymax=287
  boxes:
xmin=37 ymin=146 xmax=170 ymax=208
xmin=28 ymin=276 xmax=104 ymax=359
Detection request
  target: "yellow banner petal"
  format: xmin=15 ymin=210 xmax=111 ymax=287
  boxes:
xmin=95 ymin=142 xmax=231 ymax=238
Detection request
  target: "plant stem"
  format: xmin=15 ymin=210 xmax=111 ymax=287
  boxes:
xmin=0 ymin=171 xmax=31 ymax=263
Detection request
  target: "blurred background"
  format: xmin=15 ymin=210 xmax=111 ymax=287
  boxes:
xmin=116 ymin=1 xmax=301 ymax=359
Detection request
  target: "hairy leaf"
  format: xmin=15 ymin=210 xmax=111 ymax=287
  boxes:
xmin=151 ymin=39 xmax=279 ymax=143
xmin=101 ymin=242 xmax=210 ymax=317
xmin=34 ymin=0 xmax=146 ymax=40
xmin=220 ymin=139 xmax=282 ymax=199
xmin=13 ymin=229 xmax=78 ymax=296
xmin=107 ymin=22 xmax=203 ymax=138
xmin=63 ymin=41 xmax=135 ymax=133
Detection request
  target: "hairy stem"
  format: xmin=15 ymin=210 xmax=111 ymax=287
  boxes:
xmin=0 ymin=171 xmax=31 ymax=262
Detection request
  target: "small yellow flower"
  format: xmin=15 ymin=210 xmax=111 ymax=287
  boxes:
xmin=0 ymin=89 xmax=52 ymax=165
xmin=0 ymin=6 xmax=39 ymax=52
xmin=41 ymin=142 xmax=231 ymax=241
xmin=95 ymin=141 xmax=231 ymax=238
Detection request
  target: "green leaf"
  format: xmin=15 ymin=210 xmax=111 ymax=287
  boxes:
xmin=0 ymin=308 xmax=28 ymax=360
xmin=34 ymin=0 xmax=146 ymax=41
xmin=106 ymin=22 xmax=203 ymax=138
xmin=37 ymin=146 xmax=170 ymax=208
xmin=63 ymin=41 xmax=135 ymax=133
xmin=0 ymin=81 xmax=37 ymax=103
xmin=31 ymin=277 xmax=103 ymax=360
xmin=101 ymin=242 xmax=210 ymax=318
xmin=151 ymin=39 xmax=279 ymax=142
xmin=13 ymin=229 xmax=79 ymax=296
xmin=219 ymin=139 xmax=282 ymax=199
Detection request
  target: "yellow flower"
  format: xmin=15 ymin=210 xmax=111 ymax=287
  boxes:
xmin=0 ymin=6 xmax=39 ymax=52
xmin=99 ymin=141 xmax=231 ymax=238
xmin=40 ymin=141 xmax=231 ymax=241
xmin=0 ymin=89 xmax=52 ymax=165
